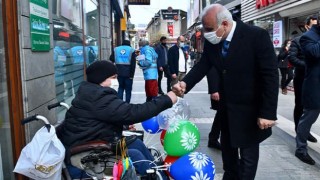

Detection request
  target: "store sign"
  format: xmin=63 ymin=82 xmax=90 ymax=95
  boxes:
xmin=273 ymin=21 xmax=283 ymax=48
xmin=162 ymin=10 xmax=179 ymax=20
xmin=167 ymin=23 xmax=174 ymax=37
xmin=128 ymin=0 xmax=150 ymax=5
xmin=29 ymin=0 xmax=50 ymax=51
xmin=256 ymin=0 xmax=278 ymax=9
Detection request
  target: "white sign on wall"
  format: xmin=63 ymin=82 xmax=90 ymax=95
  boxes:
xmin=273 ymin=20 xmax=283 ymax=48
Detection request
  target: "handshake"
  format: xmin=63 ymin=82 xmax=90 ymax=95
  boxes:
xmin=166 ymin=81 xmax=187 ymax=104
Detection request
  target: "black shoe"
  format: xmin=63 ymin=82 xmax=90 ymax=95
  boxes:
xmin=208 ymin=140 xmax=221 ymax=150
xmin=307 ymin=134 xmax=317 ymax=143
xmin=295 ymin=152 xmax=315 ymax=165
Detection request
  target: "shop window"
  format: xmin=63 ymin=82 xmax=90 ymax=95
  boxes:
xmin=252 ymin=15 xmax=275 ymax=42
xmin=52 ymin=0 xmax=99 ymax=120
xmin=0 ymin=1 xmax=14 ymax=178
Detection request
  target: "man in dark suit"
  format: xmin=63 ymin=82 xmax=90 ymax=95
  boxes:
xmin=168 ymin=36 xmax=188 ymax=86
xmin=288 ymin=16 xmax=318 ymax=142
xmin=155 ymin=36 xmax=170 ymax=94
xmin=295 ymin=20 xmax=320 ymax=165
xmin=172 ymin=4 xmax=278 ymax=179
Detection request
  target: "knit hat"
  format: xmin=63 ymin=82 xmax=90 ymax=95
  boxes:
xmin=86 ymin=60 xmax=117 ymax=84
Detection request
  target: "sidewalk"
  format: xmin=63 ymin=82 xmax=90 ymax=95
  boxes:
xmin=132 ymin=61 xmax=320 ymax=179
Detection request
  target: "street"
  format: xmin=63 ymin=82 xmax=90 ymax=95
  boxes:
xmin=130 ymin=62 xmax=320 ymax=180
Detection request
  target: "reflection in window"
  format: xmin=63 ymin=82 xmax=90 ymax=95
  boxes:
xmin=52 ymin=0 xmax=99 ymax=120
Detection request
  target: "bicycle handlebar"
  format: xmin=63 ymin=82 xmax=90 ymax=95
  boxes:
xmin=21 ymin=115 xmax=38 ymax=125
xmin=47 ymin=102 xmax=61 ymax=110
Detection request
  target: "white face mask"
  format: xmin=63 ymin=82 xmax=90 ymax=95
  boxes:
xmin=204 ymin=26 xmax=225 ymax=45
xmin=179 ymin=42 xmax=185 ymax=48
xmin=110 ymin=79 xmax=119 ymax=90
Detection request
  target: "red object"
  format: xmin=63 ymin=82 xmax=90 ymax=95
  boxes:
xmin=160 ymin=130 xmax=166 ymax=146
xmin=168 ymin=24 xmax=173 ymax=37
xmin=164 ymin=155 xmax=180 ymax=178
xmin=59 ymin=31 xmax=70 ymax=38
xmin=256 ymin=0 xmax=277 ymax=9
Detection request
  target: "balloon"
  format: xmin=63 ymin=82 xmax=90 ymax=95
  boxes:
xmin=157 ymin=108 xmax=175 ymax=130
xmin=164 ymin=121 xmax=200 ymax=156
xmin=160 ymin=130 xmax=167 ymax=146
xmin=169 ymin=152 xmax=215 ymax=180
xmin=164 ymin=155 xmax=180 ymax=178
xmin=141 ymin=117 xmax=162 ymax=134
xmin=173 ymin=97 xmax=191 ymax=118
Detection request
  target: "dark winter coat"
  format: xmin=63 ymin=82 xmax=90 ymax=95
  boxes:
xmin=277 ymin=47 xmax=289 ymax=68
xmin=183 ymin=20 xmax=279 ymax=147
xmin=168 ymin=45 xmax=187 ymax=75
xmin=155 ymin=44 xmax=168 ymax=68
xmin=289 ymin=36 xmax=306 ymax=78
xmin=300 ymin=25 xmax=320 ymax=109
xmin=59 ymin=81 xmax=172 ymax=149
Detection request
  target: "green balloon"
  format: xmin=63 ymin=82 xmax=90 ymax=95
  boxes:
xmin=164 ymin=120 xmax=200 ymax=156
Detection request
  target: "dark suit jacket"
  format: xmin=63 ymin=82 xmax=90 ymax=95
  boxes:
xmin=168 ymin=45 xmax=187 ymax=75
xmin=299 ymin=25 xmax=320 ymax=109
xmin=183 ymin=20 xmax=279 ymax=147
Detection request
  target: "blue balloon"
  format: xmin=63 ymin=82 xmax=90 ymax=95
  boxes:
xmin=169 ymin=152 xmax=215 ymax=180
xmin=142 ymin=116 xmax=162 ymax=134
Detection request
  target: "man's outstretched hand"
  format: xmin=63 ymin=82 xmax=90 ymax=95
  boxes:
xmin=172 ymin=81 xmax=186 ymax=97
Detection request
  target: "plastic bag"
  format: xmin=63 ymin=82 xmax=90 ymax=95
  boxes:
xmin=13 ymin=125 xmax=65 ymax=180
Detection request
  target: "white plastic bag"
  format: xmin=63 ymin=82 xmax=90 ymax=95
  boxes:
xmin=13 ymin=125 xmax=65 ymax=180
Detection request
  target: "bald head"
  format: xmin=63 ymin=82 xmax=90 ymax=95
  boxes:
xmin=201 ymin=4 xmax=233 ymax=42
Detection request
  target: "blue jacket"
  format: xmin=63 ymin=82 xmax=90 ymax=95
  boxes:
xmin=300 ymin=25 xmax=320 ymax=109
xmin=138 ymin=45 xmax=158 ymax=80
xmin=155 ymin=44 xmax=168 ymax=68
xmin=112 ymin=45 xmax=136 ymax=78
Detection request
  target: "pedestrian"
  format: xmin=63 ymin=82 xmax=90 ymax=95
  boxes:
xmin=155 ymin=36 xmax=171 ymax=94
xmin=189 ymin=48 xmax=196 ymax=68
xmin=278 ymin=39 xmax=293 ymax=95
xmin=168 ymin=36 xmax=188 ymax=86
xmin=288 ymin=16 xmax=318 ymax=142
xmin=172 ymin=4 xmax=278 ymax=179
xmin=295 ymin=18 xmax=320 ymax=165
xmin=137 ymin=39 xmax=159 ymax=102
xmin=109 ymin=40 xmax=136 ymax=103
xmin=207 ymin=69 xmax=221 ymax=150
xmin=59 ymin=60 xmax=177 ymax=178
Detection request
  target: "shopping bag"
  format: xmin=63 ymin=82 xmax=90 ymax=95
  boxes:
xmin=13 ymin=125 xmax=65 ymax=180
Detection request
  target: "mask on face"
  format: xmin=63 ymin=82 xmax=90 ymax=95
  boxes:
xmin=179 ymin=42 xmax=185 ymax=48
xmin=204 ymin=26 xmax=225 ymax=45
xmin=110 ymin=79 xmax=119 ymax=90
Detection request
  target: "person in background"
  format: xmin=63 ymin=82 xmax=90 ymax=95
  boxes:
xmin=295 ymin=17 xmax=320 ymax=165
xmin=189 ymin=48 xmax=196 ymax=68
xmin=110 ymin=40 xmax=136 ymax=103
xmin=289 ymin=16 xmax=318 ymax=143
xmin=168 ymin=36 xmax=188 ymax=86
xmin=137 ymin=39 xmax=159 ymax=102
xmin=59 ymin=61 xmax=176 ymax=178
xmin=155 ymin=36 xmax=171 ymax=94
xmin=172 ymin=4 xmax=278 ymax=179
xmin=278 ymin=39 xmax=293 ymax=95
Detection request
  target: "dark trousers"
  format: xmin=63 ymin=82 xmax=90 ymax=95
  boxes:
xmin=117 ymin=76 xmax=133 ymax=103
xmin=219 ymin=108 xmax=259 ymax=180
xmin=293 ymin=75 xmax=304 ymax=131
xmin=209 ymin=99 xmax=221 ymax=142
xmin=279 ymin=67 xmax=294 ymax=89
xmin=157 ymin=65 xmax=172 ymax=93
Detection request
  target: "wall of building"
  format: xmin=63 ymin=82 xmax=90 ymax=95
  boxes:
xmin=18 ymin=0 xmax=113 ymax=141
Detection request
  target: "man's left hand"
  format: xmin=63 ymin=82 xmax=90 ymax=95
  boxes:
xmin=257 ymin=118 xmax=276 ymax=130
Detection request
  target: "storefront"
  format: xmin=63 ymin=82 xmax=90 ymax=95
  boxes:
xmin=0 ymin=0 xmax=127 ymax=179
xmin=242 ymin=0 xmax=320 ymax=48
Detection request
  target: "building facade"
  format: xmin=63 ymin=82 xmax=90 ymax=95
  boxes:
xmin=0 ymin=0 xmax=130 ymax=179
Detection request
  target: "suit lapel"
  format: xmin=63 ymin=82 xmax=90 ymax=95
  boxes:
xmin=224 ymin=21 xmax=245 ymax=62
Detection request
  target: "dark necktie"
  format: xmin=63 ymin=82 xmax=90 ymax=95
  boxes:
xmin=222 ymin=40 xmax=230 ymax=58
